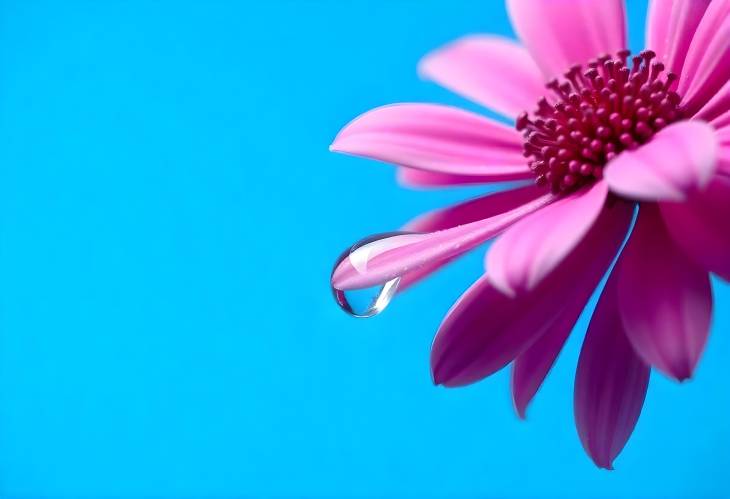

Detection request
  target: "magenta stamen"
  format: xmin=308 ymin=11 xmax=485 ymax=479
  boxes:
xmin=518 ymin=49 xmax=683 ymax=194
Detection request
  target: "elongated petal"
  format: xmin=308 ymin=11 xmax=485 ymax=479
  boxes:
xmin=677 ymin=0 xmax=730 ymax=116
xmin=419 ymin=35 xmax=545 ymax=118
xmin=330 ymin=104 xmax=531 ymax=179
xmin=486 ymin=181 xmax=608 ymax=296
xmin=604 ymin=121 xmax=718 ymax=202
xmin=574 ymin=275 xmax=650 ymax=470
xmin=511 ymin=293 xmax=583 ymax=418
xmin=646 ymin=0 xmax=672 ymax=61
xmin=404 ymin=185 xmax=544 ymax=233
xmin=646 ymin=0 xmax=711 ymax=76
xmin=397 ymin=185 xmax=544 ymax=291
xmin=694 ymin=79 xmax=730 ymax=123
xmin=618 ymin=204 xmax=712 ymax=380
xmin=431 ymin=198 xmax=633 ymax=387
xmin=331 ymin=193 xmax=553 ymax=290
xmin=661 ymin=175 xmax=730 ymax=281
xmin=397 ymin=168 xmax=498 ymax=188
xmin=506 ymin=0 xmax=626 ymax=80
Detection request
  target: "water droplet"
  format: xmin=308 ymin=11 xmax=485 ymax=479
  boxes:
xmin=331 ymin=232 xmax=413 ymax=318
xmin=331 ymin=277 xmax=401 ymax=318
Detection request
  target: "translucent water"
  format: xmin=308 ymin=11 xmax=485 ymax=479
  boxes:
xmin=330 ymin=232 xmax=413 ymax=318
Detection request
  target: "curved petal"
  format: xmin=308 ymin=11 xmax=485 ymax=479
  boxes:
xmin=397 ymin=185 xmax=545 ymax=291
xmin=486 ymin=181 xmax=608 ymax=297
xmin=418 ymin=35 xmax=545 ymax=118
xmin=618 ymin=204 xmax=713 ymax=380
xmin=506 ymin=0 xmax=627 ymax=80
xmin=574 ymin=274 xmax=650 ymax=470
xmin=511 ymin=292 xmax=583 ymax=419
xmin=604 ymin=121 xmax=718 ymax=202
xmin=661 ymin=175 xmax=730 ymax=281
xmin=694 ymin=78 xmax=730 ymax=123
xmin=677 ymin=0 xmax=730 ymax=116
xmin=396 ymin=168 xmax=502 ymax=188
xmin=331 ymin=192 xmax=553 ymax=291
xmin=330 ymin=104 xmax=531 ymax=179
xmin=646 ymin=0 xmax=711 ymax=77
xmin=431 ymin=198 xmax=633 ymax=387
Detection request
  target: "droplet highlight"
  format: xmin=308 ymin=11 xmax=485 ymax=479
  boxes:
xmin=331 ymin=232 xmax=413 ymax=318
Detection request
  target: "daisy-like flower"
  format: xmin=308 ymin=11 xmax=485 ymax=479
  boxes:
xmin=330 ymin=0 xmax=730 ymax=468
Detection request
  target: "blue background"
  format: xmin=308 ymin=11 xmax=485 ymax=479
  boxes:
xmin=0 ymin=1 xmax=728 ymax=497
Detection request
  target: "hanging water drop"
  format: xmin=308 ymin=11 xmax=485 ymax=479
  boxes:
xmin=330 ymin=232 xmax=414 ymax=318
xmin=331 ymin=277 xmax=401 ymax=318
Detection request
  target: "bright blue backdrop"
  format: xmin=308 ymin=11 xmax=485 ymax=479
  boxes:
xmin=0 ymin=1 xmax=727 ymax=497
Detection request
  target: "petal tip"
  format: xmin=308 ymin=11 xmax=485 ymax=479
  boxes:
xmin=430 ymin=358 xmax=446 ymax=386
xmin=587 ymin=452 xmax=616 ymax=471
xmin=671 ymin=369 xmax=693 ymax=383
xmin=514 ymin=405 xmax=528 ymax=420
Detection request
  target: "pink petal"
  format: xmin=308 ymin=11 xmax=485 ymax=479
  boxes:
xmin=506 ymin=0 xmax=627 ymax=80
xmin=574 ymin=274 xmax=650 ymax=470
xmin=396 ymin=168 xmax=500 ymax=188
xmin=618 ymin=204 xmax=713 ymax=380
xmin=645 ymin=0 xmax=672 ymax=62
xmin=604 ymin=121 xmax=718 ymax=202
xmin=418 ymin=35 xmax=545 ymax=118
xmin=677 ymin=1 xmax=730 ymax=116
xmin=694 ymin=78 xmax=730 ymax=123
xmin=712 ymin=108 xmax=730 ymax=131
xmin=720 ymin=146 xmax=730 ymax=178
xmin=397 ymin=185 xmax=544 ymax=291
xmin=646 ymin=0 xmax=711 ymax=77
xmin=718 ymin=126 xmax=730 ymax=146
xmin=510 ymin=293 xmax=583 ymax=419
xmin=331 ymin=192 xmax=553 ymax=291
xmin=330 ymin=104 xmax=531 ymax=180
xmin=431 ymin=198 xmax=633 ymax=387
xmin=486 ymin=181 xmax=609 ymax=297
xmin=661 ymin=175 xmax=730 ymax=281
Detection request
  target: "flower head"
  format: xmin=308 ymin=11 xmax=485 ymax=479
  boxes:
xmin=330 ymin=0 xmax=730 ymax=469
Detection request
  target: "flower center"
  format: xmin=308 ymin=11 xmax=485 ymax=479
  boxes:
xmin=517 ymin=50 xmax=682 ymax=194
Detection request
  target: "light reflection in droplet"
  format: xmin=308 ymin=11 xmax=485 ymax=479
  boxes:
xmin=331 ymin=232 xmax=413 ymax=318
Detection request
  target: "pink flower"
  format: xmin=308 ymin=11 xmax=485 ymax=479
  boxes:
xmin=329 ymin=0 xmax=730 ymax=468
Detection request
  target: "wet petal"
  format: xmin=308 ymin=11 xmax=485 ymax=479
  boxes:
xmin=431 ymin=198 xmax=632 ymax=387
xmin=330 ymin=103 xmax=531 ymax=179
xmin=574 ymin=273 xmax=651 ymax=470
xmin=661 ymin=175 xmax=730 ymax=281
xmin=506 ymin=0 xmax=627 ymax=80
xmin=397 ymin=185 xmax=544 ymax=291
xmin=618 ymin=204 xmax=713 ymax=380
xmin=486 ymin=181 xmax=608 ymax=296
xmin=331 ymin=192 xmax=553 ymax=290
xmin=419 ymin=35 xmax=545 ymax=118
xmin=604 ymin=121 xmax=718 ymax=202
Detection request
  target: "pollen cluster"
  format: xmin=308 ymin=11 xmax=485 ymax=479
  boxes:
xmin=517 ymin=50 xmax=682 ymax=194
